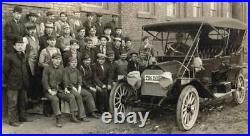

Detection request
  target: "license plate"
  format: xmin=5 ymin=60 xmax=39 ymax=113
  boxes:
xmin=144 ymin=75 xmax=161 ymax=83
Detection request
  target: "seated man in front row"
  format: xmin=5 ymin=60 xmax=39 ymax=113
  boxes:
xmin=42 ymin=53 xmax=79 ymax=128
xmin=166 ymin=33 xmax=190 ymax=56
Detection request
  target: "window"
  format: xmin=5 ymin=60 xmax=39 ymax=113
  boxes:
xmin=81 ymin=2 xmax=105 ymax=8
xmin=210 ymin=2 xmax=217 ymax=17
xmin=193 ymin=2 xmax=201 ymax=17
xmin=166 ymin=2 xmax=176 ymax=17
xmin=137 ymin=2 xmax=156 ymax=18
xmin=225 ymin=2 xmax=231 ymax=18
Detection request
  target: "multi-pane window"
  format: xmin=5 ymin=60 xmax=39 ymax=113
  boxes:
xmin=138 ymin=2 xmax=155 ymax=15
xmin=166 ymin=2 xmax=176 ymax=17
xmin=210 ymin=2 xmax=217 ymax=17
xmin=225 ymin=2 xmax=231 ymax=18
xmin=193 ymin=2 xmax=201 ymax=17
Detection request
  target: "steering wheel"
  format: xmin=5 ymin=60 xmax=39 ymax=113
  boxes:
xmin=165 ymin=41 xmax=185 ymax=55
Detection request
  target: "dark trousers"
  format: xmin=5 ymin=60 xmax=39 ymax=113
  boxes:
xmin=96 ymin=88 xmax=109 ymax=112
xmin=70 ymin=89 xmax=86 ymax=118
xmin=80 ymin=89 xmax=97 ymax=114
xmin=45 ymin=91 xmax=78 ymax=116
xmin=7 ymin=89 xmax=27 ymax=123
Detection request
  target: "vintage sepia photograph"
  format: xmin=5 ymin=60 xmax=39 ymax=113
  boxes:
xmin=1 ymin=2 xmax=248 ymax=134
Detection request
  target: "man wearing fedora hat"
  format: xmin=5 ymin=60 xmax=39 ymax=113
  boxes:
xmin=4 ymin=36 xmax=30 ymax=127
xmin=25 ymin=12 xmax=42 ymax=37
xmin=96 ymin=35 xmax=112 ymax=55
xmin=83 ymin=12 xmax=95 ymax=36
xmin=94 ymin=14 xmax=104 ymax=37
xmin=4 ymin=6 xmax=26 ymax=53
xmin=166 ymin=32 xmax=190 ymax=55
xmin=93 ymin=53 xmax=110 ymax=113
xmin=103 ymin=25 xmax=114 ymax=43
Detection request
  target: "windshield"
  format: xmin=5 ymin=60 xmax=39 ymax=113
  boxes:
xmin=145 ymin=31 xmax=197 ymax=57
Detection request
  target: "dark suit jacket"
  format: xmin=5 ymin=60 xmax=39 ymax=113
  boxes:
xmin=93 ymin=62 xmax=111 ymax=87
xmin=127 ymin=60 xmax=140 ymax=73
xmin=106 ymin=61 xmax=119 ymax=83
xmin=4 ymin=19 xmax=26 ymax=53
xmin=79 ymin=64 xmax=95 ymax=89
xmin=83 ymin=20 xmax=94 ymax=36
xmin=62 ymin=50 xmax=82 ymax=67
xmin=81 ymin=47 xmax=99 ymax=64
xmin=95 ymin=22 xmax=104 ymax=36
xmin=4 ymin=51 xmax=30 ymax=90
xmin=95 ymin=43 xmax=112 ymax=55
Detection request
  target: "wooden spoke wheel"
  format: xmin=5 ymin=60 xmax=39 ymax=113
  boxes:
xmin=232 ymin=72 xmax=246 ymax=105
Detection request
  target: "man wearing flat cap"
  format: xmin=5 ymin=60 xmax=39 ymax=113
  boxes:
xmin=95 ymin=14 xmax=104 ymax=37
xmin=4 ymin=5 xmax=26 ymax=53
xmin=69 ymin=11 xmax=83 ymax=38
xmin=105 ymin=14 xmax=120 ymax=35
xmin=39 ymin=22 xmax=56 ymax=51
xmin=83 ymin=12 xmax=95 ymax=36
xmin=40 ymin=11 xmax=55 ymax=37
xmin=23 ymin=24 xmax=42 ymax=101
xmin=42 ymin=53 xmax=79 ymax=127
xmin=55 ymin=12 xmax=71 ymax=37
xmin=81 ymin=38 xmax=99 ymax=64
xmin=92 ymin=53 xmax=110 ymax=113
xmin=63 ymin=39 xmax=82 ymax=67
xmin=106 ymin=50 xmax=119 ymax=91
xmin=112 ymin=37 xmax=122 ymax=60
xmin=103 ymin=25 xmax=114 ymax=43
xmin=76 ymin=27 xmax=87 ymax=52
xmin=56 ymin=24 xmax=73 ymax=52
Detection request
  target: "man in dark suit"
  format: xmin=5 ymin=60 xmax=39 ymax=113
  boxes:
xmin=83 ymin=12 xmax=95 ymax=37
xmin=81 ymin=38 xmax=99 ymax=64
xmin=127 ymin=52 xmax=140 ymax=73
xmin=4 ymin=6 xmax=26 ymax=53
xmin=4 ymin=37 xmax=30 ymax=127
xmin=94 ymin=14 xmax=104 ymax=37
xmin=106 ymin=50 xmax=119 ymax=92
xmin=105 ymin=14 xmax=119 ymax=35
xmin=96 ymin=35 xmax=112 ymax=55
xmin=63 ymin=39 xmax=82 ymax=67
xmin=93 ymin=53 xmax=110 ymax=113
xmin=39 ymin=22 xmax=56 ymax=51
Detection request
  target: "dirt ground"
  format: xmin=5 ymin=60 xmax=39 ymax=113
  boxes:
xmin=2 ymin=89 xmax=248 ymax=134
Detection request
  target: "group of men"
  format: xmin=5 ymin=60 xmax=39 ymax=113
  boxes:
xmin=4 ymin=6 xmax=156 ymax=128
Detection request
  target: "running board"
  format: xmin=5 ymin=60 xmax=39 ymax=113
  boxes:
xmin=213 ymin=89 xmax=237 ymax=98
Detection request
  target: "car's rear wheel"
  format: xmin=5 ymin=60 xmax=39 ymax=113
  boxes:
xmin=176 ymin=85 xmax=199 ymax=131
xmin=109 ymin=82 xmax=136 ymax=114
xmin=232 ymin=72 xmax=246 ymax=105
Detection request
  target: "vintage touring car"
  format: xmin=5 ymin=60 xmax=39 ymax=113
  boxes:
xmin=109 ymin=17 xmax=247 ymax=131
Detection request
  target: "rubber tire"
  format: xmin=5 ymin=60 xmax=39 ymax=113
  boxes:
xmin=176 ymin=85 xmax=199 ymax=131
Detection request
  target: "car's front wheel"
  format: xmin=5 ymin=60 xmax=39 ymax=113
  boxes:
xmin=232 ymin=72 xmax=246 ymax=105
xmin=176 ymin=85 xmax=199 ymax=131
